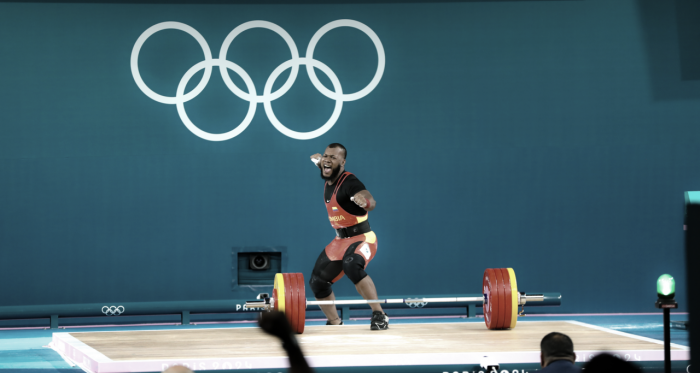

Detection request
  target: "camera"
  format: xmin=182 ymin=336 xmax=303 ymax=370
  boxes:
xmin=249 ymin=254 xmax=270 ymax=270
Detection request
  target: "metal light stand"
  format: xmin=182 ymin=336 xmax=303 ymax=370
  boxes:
xmin=655 ymin=298 xmax=678 ymax=373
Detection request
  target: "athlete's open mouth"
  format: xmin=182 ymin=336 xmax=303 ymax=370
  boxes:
xmin=323 ymin=164 xmax=332 ymax=173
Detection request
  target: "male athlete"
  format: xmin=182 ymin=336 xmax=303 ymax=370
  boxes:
xmin=308 ymin=143 xmax=389 ymax=330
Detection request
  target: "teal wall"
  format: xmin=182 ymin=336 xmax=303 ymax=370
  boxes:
xmin=0 ymin=0 xmax=698 ymax=312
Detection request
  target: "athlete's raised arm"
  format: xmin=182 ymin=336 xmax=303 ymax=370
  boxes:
xmin=310 ymin=153 xmax=322 ymax=170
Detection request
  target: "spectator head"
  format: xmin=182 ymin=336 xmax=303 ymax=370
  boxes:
xmin=162 ymin=365 xmax=194 ymax=373
xmin=540 ymin=332 xmax=576 ymax=367
xmin=583 ymin=353 xmax=641 ymax=373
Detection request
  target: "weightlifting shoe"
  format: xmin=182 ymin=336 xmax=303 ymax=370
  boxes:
xmin=370 ymin=311 xmax=389 ymax=330
xmin=326 ymin=319 xmax=343 ymax=325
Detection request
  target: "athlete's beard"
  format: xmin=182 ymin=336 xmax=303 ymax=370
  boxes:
xmin=320 ymin=164 xmax=341 ymax=181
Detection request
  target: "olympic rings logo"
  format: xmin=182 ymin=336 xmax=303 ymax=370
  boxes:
xmin=102 ymin=305 xmax=125 ymax=316
xmin=130 ymin=20 xmax=385 ymax=141
xmin=406 ymin=301 xmax=427 ymax=308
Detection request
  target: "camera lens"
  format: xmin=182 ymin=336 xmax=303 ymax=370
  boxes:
xmin=250 ymin=254 xmax=270 ymax=270
xmin=254 ymin=256 xmax=266 ymax=267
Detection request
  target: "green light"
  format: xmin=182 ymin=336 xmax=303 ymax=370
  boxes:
xmin=657 ymin=274 xmax=675 ymax=299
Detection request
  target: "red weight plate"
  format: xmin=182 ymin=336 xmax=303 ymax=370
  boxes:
xmin=499 ymin=268 xmax=512 ymax=329
xmin=483 ymin=269 xmax=500 ymax=329
xmin=294 ymin=273 xmax=306 ymax=334
xmin=291 ymin=273 xmax=301 ymax=333
xmin=290 ymin=273 xmax=303 ymax=334
xmin=272 ymin=288 xmax=278 ymax=311
xmin=493 ymin=268 xmax=506 ymax=329
xmin=286 ymin=273 xmax=298 ymax=333
xmin=282 ymin=274 xmax=296 ymax=331
xmin=487 ymin=268 xmax=503 ymax=330
xmin=482 ymin=269 xmax=492 ymax=328
xmin=489 ymin=269 xmax=500 ymax=329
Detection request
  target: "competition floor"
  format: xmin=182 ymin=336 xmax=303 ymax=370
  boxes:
xmin=0 ymin=314 xmax=690 ymax=373
xmin=46 ymin=317 xmax=689 ymax=373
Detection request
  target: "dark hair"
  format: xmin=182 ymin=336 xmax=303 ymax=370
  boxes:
xmin=327 ymin=143 xmax=347 ymax=159
xmin=583 ymin=353 xmax=641 ymax=373
xmin=541 ymin=332 xmax=575 ymax=361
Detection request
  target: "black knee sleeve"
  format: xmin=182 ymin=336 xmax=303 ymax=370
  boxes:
xmin=343 ymin=253 xmax=368 ymax=284
xmin=310 ymin=250 xmax=343 ymax=299
xmin=309 ymin=273 xmax=333 ymax=299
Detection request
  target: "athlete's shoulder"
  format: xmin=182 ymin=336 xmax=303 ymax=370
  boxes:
xmin=341 ymin=172 xmax=364 ymax=185
xmin=343 ymin=172 xmax=359 ymax=181
xmin=340 ymin=172 xmax=366 ymax=193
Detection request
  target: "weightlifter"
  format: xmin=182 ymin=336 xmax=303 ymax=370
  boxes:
xmin=308 ymin=143 xmax=389 ymax=330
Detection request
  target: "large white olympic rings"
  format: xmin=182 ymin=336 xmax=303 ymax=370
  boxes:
xmin=131 ymin=20 xmax=385 ymax=141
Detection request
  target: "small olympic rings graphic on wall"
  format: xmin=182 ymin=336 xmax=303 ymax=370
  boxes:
xmin=406 ymin=301 xmax=428 ymax=308
xmin=130 ymin=20 xmax=385 ymax=141
xmin=102 ymin=305 xmax=125 ymax=316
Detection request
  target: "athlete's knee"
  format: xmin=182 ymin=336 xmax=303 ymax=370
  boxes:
xmin=342 ymin=254 xmax=368 ymax=284
xmin=310 ymin=250 xmax=342 ymax=298
xmin=309 ymin=273 xmax=333 ymax=299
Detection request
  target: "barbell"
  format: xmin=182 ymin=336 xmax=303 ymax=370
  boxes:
xmin=246 ymin=268 xmax=554 ymax=334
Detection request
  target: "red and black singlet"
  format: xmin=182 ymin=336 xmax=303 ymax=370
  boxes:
xmin=324 ymin=172 xmax=368 ymax=229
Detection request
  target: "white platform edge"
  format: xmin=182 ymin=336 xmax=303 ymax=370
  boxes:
xmin=51 ymin=333 xmax=111 ymax=373
xmin=566 ymin=320 xmax=690 ymax=350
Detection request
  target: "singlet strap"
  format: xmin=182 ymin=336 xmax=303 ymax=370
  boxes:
xmin=332 ymin=172 xmax=351 ymax=196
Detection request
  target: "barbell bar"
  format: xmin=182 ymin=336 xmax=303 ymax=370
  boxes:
xmin=303 ymin=294 xmax=544 ymax=306
xmin=245 ymin=268 xmax=555 ymax=334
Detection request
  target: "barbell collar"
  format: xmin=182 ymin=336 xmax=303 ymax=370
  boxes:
xmin=518 ymin=293 xmax=544 ymax=306
xmin=245 ymin=298 xmax=272 ymax=310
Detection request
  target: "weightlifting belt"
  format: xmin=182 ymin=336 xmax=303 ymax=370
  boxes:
xmin=335 ymin=220 xmax=371 ymax=238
